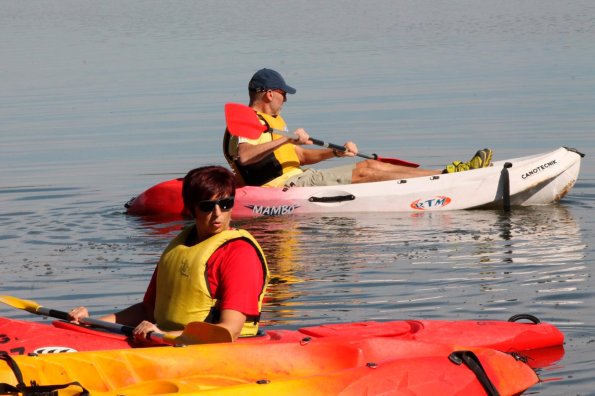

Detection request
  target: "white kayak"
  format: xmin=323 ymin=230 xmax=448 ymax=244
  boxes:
xmin=125 ymin=147 xmax=584 ymax=218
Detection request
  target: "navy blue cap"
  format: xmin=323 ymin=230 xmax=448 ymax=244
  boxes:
xmin=248 ymin=68 xmax=296 ymax=94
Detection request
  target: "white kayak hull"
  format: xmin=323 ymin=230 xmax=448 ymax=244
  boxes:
xmin=124 ymin=147 xmax=583 ymax=218
xmin=232 ymin=147 xmax=583 ymax=217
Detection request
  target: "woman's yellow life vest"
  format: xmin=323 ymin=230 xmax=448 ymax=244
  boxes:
xmin=223 ymin=112 xmax=302 ymax=187
xmin=153 ymin=227 xmax=269 ymax=337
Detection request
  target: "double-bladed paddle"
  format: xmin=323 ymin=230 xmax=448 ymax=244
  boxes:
xmin=224 ymin=102 xmax=420 ymax=168
xmin=0 ymin=295 xmax=232 ymax=344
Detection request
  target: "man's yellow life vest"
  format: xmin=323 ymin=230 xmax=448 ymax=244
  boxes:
xmin=224 ymin=112 xmax=302 ymax=186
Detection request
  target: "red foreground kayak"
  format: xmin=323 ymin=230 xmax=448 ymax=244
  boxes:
xmin=0 ymin=314 xmax=563 ymax=365
xmin=0 ymin=314 xmax=564 ymax=395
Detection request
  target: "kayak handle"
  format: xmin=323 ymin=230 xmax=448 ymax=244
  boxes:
xmin=507 ymin=314 xmax=540 ymax=324
xmin=309 ymin=195 xmax=355 ymax=203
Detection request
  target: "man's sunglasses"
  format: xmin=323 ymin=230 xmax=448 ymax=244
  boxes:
xmin=271 ymin=89 xmax=287 ymax=99
xmin=197 ymin=196 xmax=235 ymax=213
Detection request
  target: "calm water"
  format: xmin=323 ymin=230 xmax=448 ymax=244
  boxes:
xmin=1 ymin=1 xmax=595 ymax=394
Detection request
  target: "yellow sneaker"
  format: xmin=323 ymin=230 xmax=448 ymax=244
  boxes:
xmin=444 ymin=149 xmax=493 ymax=173
xmin=468 ymin=148 xmax=493 ymax=169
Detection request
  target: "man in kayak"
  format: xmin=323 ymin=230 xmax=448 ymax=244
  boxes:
xmin=223 ymin=68 xmax=493 ymax=187
xmin=69 ymin=166 xmax=269 ymax=342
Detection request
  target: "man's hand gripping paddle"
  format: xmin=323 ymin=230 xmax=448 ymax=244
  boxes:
xmin=224 ymin=102 xmax=419 ymax=167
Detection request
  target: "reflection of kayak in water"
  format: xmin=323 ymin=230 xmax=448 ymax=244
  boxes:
xmin=125 ymin=147 xmax=584 ymax=218
xmin=0 ymin=315 xmax=563 ymax=395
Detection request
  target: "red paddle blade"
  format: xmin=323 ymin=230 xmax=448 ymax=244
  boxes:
xmin=377 ymin=157 xmax=420 ymax=168
xmin=225 ymin=103 xmax=267 ymax=139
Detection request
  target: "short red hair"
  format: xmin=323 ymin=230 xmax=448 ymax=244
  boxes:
xmin=182 ymin=166 xmax=236 ymax=217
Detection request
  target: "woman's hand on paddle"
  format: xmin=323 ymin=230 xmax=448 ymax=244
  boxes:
xmin=68 ymin=306 xmax=90 ymax=324
xmin=133 ymin=320 xmax=163 ymax=343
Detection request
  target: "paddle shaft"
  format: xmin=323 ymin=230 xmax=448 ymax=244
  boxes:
xmin=37 ymin=308 xmax=220 ymax=344
xmin=38 ymin=307 xmax=182 ymax=343
xmin=1 ymin=295 xmax=232 ymax=344
xmin=34 ymin=306 xmax=135 ymax=337
xmin=272 ymin=127 xmax=376 ymax=160
xmin=224 ymin=102 xmax=419 ymax=167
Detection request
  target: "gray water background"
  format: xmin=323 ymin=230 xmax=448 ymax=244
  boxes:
xmin=1 ymin=1 xmax=595 ymax=394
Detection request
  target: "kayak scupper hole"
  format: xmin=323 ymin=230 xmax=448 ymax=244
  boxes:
xmin=366 ymin=362 xmax=378 ymax=369
xmin=300 ymin=336 xmax=312 ymax=345
xmin=256 ymin=379 xmax=271 ymax=385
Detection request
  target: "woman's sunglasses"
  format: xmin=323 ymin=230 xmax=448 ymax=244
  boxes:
xmin=197 ymin=196 xmax=235 ymax=213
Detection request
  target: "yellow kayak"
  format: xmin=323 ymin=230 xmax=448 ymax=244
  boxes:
xmin=1 ymin=337 xmax=539 ymax=395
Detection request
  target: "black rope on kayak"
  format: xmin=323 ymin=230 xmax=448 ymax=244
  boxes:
xmin=507 ymin=314 xmax=540 ymax=324
xmin=501 ymin=162 xmax=513 ymax=212
xmin=448 ymin=351 xmax=500 ymax=396
xmin=0 ymin=352 xmax=90 ymax=396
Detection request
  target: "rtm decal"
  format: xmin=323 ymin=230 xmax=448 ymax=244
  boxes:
xmin=246 ymin=204 xmax=299 ymax=216
xmin=410 ymin=196 xmax=452 ymax=210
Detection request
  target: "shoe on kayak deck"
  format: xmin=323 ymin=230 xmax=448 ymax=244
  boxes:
xmin=444 ymin=148 xmax=493 ymax=173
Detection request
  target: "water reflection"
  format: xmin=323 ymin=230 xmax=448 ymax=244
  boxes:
xmin=130 ymin=215 xmax=187 ymax=237
xmin=236 ymin=217 xmax=306 ymax=325
xmin=230 ymin=205 xmax=587 ymax=328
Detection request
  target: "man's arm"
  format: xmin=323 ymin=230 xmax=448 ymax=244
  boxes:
xmin=296 ymin=141 xmax=358 ymax=165
xmin=237 ymin=128 xmax=312 ymax=165
xmin=295 ymin=145 xmax=336 ymax=165
xmin=237 ymin=138 xmax=291 ymax=165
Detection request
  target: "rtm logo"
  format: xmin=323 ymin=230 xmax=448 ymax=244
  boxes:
xmin=410 ymin=196 xmax=452 ymax=210
xmin=246 ymin=205 xmax=299 ymax=216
